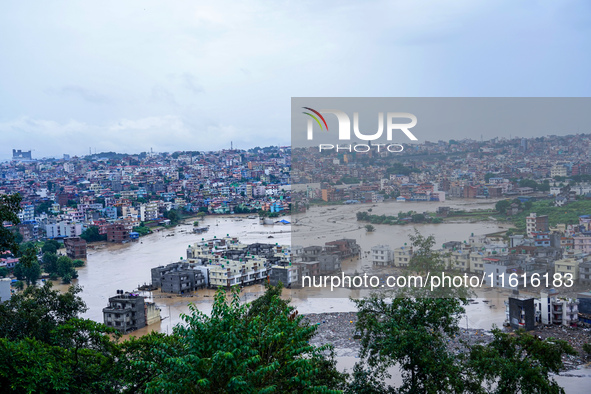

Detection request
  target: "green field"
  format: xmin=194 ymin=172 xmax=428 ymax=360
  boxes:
xmin=509 ymin=199 xmax=591 ymax=231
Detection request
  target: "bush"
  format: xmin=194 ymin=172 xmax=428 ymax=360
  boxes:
xmin=73 ymin=260 xmax=85 ymax=268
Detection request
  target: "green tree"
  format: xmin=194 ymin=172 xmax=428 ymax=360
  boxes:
xmin=365 ymin=224 xmax=376 ymax=232
xmin=164 ymin=209 xmax=180 ymax=225
xmin=353 ymin=294 xmax=467 ymax=393
xmin=0 ymin=282 xmax=87 ymax=343
xmin=136 ymin=286 xmax=346 ymax=393
xmin=72 ymin=259 xmax=85 ymax=268
xmin=407 ymin=229 xmax=447 ymax=274
xmin=42 ymin=252 xmax=59 ymax=274
xmin=0 ymin=319 xmax=121 ymax=393
xmin=466 ymin=328 xmax=576 ymax=394
xmin=14 ymin=247 xmax=41 ymax=285
xmin=0 ymin=267 xmax=8 ymax=277
xmin=495 ymin=199 xmax=511 ymax=214
xmin=57 ymin=256 xmax=72 ymax=276
xmin=0 ymin=193 xmax=22 ymax=255
xmin=80 ymin=226 xmax=106 ymax=243
xmin=34 ymin=200 xmax=54 ymax=216
xmin=42 ymin=239 xmax=60 ymax=254
xmin=411 ymin=213 xmax=425 ymax=223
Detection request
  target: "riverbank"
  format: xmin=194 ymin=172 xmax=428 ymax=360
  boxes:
xmin=304 ymin=312 xmax=591 ymax=370
xmin=303 ymin=312 xmax=492 ymax=358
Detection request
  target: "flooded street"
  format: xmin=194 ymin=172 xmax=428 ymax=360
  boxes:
xmin=66 ymin=200 xmax=510 ymax=330
xmin=293 ymin=199 xmax=509 ymax=255
xmin=56 ymin=202 xmax=590 ymax=392
xmin=60 ymin=215 xmax=290 ymax=327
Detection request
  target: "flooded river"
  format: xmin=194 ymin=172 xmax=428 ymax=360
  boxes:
xmin=66 ymin=199 xmax=510 ymax=327
xmin=54 ymin=200 xmax=589 ymax=392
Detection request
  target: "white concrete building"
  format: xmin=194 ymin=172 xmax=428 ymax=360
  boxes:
xmin=540 ymin=291 xmax=578 ymax=326
xmin=371 ymin=245 xmax=394 ymax=266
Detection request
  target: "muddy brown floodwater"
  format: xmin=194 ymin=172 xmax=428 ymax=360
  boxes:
xmin=59 ymin=200 xmax=511 ymax=332
xmin=48 ymin=202 xmax=590 ymax=392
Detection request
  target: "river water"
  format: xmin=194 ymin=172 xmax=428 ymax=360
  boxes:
xmin=54 ymin=199 xmax=588 ymax=392
xmin=65 ymin=199 xmax=508 ymax=325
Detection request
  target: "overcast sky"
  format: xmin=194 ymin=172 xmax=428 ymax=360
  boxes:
xmin=1 ymin=1 xmax=590 ymax=159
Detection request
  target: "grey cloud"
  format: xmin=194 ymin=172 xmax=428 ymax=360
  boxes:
xmin=182 ymin=73 xmax=204 ymax=94
xmin=47 ymin=85 xmax=111 ymax=104
xmin=150 ymin=85 xmax=178 ymax=106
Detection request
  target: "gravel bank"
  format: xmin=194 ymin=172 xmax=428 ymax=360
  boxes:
xmin=303 ymin=312 xmax=591 ymax=370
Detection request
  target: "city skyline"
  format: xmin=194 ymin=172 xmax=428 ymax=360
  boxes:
xmin=1 ymin=1 xmax=591 ymax=159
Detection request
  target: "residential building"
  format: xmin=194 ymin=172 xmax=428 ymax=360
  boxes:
xmin=269 ymin=263 xmax=299 ymax=287
xmin=371 ymin=245 xmax=394 ymax=266
xmin=507 ymin=297 xmax=536 ymax=330
xmin=393 ymin=246 xmax=413 ymax=268
xmin=540 ymin=290 xmax=578 ymax=327
xmin=579 ymin=261 xmax=591 ymax=286
xmin=102 ymin=292 xmax=147 ymax=333
xmin=554 ymin=256 xmax=579 ymax=282
xmin=526 ymin=213 xmax=549 ymax=237
xmin=107 ymin=223 xmax=130 ymax=243
xmin=64 ymin=237 xmax=87 ymax=260
xmin=550 ymin=164 xmax=568 ymax=178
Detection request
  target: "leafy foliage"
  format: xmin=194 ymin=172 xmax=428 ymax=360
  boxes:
xmin=354 ymin=293 xmax=467 ymax=393
xmin=42 ymin=252 xmax=58 ymax=274
xmin=407 ymin=229 xmax=447 ymax=275
xmin=466 ymin=329 xmax=576 ymax=394
xmin=13 ymin=247 xmax=41 ymax=285
xmin=57 ymin=255 xmax=78 ymax=280
xmin=136 ymin=287 xmax=346 ymax=393
xmin=0 ymin=193 xmax=22 ymax=255
xmin=41 ymin=239 xmax=61 ymax=254
xmin=0 ymin=282 xmax=87 ymax=343
xmin=80 ymin=226 xmax=107 ymax=242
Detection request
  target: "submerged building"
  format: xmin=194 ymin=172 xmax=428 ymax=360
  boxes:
xmin=102 ymin=291 xmax=161 ymax=333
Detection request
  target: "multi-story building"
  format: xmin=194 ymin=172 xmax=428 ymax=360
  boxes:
xmin=152 ymin=262 xmax=209 ymax=291
xmin=579 ymin=261 xmax=591 ymax=286
xmin=64 ymin=237 xmax=87 ymax=260
xmin=526 ymin=213 xmax=549 ymax=237
xmin=445 ymin=250 xmax=470 ymax=272
xmin=269 ymin=263 xmax=299 ymax=287
xmin=540 ymin=290 xmax=578 ymax=327
xmin=371 ymin=245 xmax=394 ymax=266
xmin=102 ymin=292 xmax=147 ymax=333
xmin=550 ymin=164 xmax=568 ymax=178
xmin=107 ymin=223 xmax=130 ymax=243
xmin=573 ymin=235 xmax=591 ymax=253
xmin=18 ymin=204 xmax=35 ymax=223
xmin=45 ymin=221 xmax=84 ymax=239
xmin=209 ymin=259 xmax=268 ymax=288
xmin=554 ymin=256 xmax=579 ymax=282
xmin=141 ymin=201 xmax=159 ymax=222
xmin=469 ymin=253 xmax=486 ymax=274
xmin=393 ymin=246 xmax=413 ymax=268
xmin=506 ymin=297 xmax=537 ymax=330
xmin=161 ymin=269 xmax=206 ymax=294
xmin=483 ymin=259 xmax=523 ymax=289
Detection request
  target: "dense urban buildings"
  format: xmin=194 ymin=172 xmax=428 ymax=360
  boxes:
xmin=0 ymin=146 xmax=291 ymax=244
